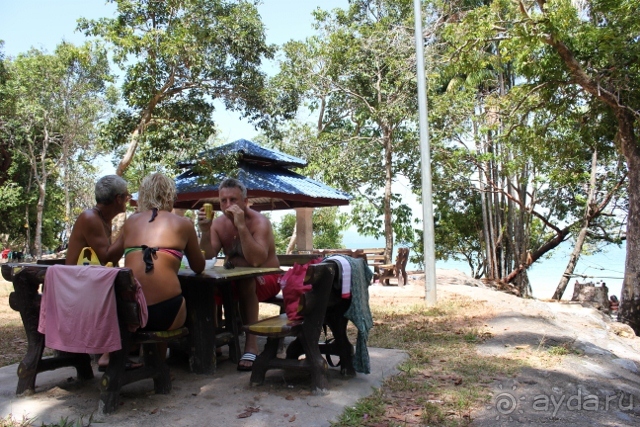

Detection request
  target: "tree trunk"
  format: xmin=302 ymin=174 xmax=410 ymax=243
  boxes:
xmin=491 ymin=136 xmax=503 ymax=279
xmin=286 ymin=223 xmax=297 ymax=254
xmin=383 ymin=128 xmax=394 ymax=264
xmin=553 ymin=149 xmax=598 ymax=300
xmin=35 ymin=181 xmax=45 ymax=259
xmin=24 ymin=204 xmax=30 ymax=255
xmin=617 ymin=111 xmax=640 ymax=334
xmin=476 ymin=122 xmax=494 ymax=279
xmin=505 ymin=150 xmax=516 ymax=283
xmin=504 ymin=227 xmax=570 ymax=283
xmin=115 ymin=76 xmax=171 ymax=177
xmin=31 ymin=125 xmax=52 ymax=260
xmin=63 ymin=144 xmax=71 ymax=242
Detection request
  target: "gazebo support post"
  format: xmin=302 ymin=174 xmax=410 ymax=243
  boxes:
xmin=296 ymin=208 xmax=314 ymax=252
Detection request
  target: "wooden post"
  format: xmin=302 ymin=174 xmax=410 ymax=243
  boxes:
xmin=296 ymin=208 xmax=314 ymax=252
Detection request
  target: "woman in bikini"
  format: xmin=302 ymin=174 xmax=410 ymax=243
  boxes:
xmin=122 ymin=173 xmax=205 ymax=333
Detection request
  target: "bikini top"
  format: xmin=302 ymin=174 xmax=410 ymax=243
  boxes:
xmin=123 ymin=208 xmax=184 ymax=273
xmin=124 ymin=246 xmax=184 ymax=273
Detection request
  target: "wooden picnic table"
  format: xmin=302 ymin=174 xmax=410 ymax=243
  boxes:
xmin=2 ymin=262 xmax=282 ymax=377
xmin=178 ymin=265 xmax=282 ymax=374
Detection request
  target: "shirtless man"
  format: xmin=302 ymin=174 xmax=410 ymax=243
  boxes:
xmin=66 ymin=175 xmax=129 ymax=266
xmin=198 ymin=178 xmax=280 ymax=371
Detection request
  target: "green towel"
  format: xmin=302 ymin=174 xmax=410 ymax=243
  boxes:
xmin=341 ymin=256 xmax=374 ymax=374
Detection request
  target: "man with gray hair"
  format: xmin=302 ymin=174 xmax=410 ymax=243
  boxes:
xmin=66 ymin=175 xmax=130 ymax=266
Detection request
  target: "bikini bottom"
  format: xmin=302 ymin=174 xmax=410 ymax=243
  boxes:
xmin=144 ymin=294 xmax=184 ymax=331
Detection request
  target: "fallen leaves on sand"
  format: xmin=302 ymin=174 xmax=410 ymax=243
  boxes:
xmin=237 ymin=406 xmax=260 ymax=418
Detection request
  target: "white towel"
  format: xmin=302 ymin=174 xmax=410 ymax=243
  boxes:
xmin=326 ymin=255 xmax=352 ymax=298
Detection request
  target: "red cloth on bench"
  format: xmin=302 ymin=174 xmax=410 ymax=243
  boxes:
xmin=280 ymin=258 xmax=322 ymax=320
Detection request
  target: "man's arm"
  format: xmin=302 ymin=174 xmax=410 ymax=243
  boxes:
xmin=235 ymin=217 xmax=272 ymax=267
xmin=105 ymin=232 xmax=124 ymax=265
xmin=184 ymin=219 xmax=205 ymax=273
xmin=82 ymin=214 xmax=122 ymax=265
xmin=198 ymin=208 xmax=222 ymax=259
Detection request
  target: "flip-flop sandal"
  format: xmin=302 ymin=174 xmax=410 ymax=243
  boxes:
xmin=98 ymin=360 xmax=143 ymax=372
xmin=237 ymin=352 xmax=257 ymax=371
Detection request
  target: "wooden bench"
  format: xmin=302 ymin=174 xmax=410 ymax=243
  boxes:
xmin=1 ymin=263 xmax=188 ymax=414
xmin=377 ymin=247 xmax=410 ymax=287
xmin=245 ymin=262 xmax=337 ymax=394
xmin=359 ymin=248 xmax=386 ymax=268
xmin=259 ymin=254 xmax=360 ymax=377
xmin=2 ymin=263 xmax=94 ymax=395
xmin=102 ymin=268 xmax=188 ymax=413
xmin=309 ymin=249 xmax=369 ymax=265
xmin=310 ymin=248 xmax=386 ymax=280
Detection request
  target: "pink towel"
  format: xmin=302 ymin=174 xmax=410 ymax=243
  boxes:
xmin=132 ymin=277 xmax=148 ymax=331
xmin=38 ymin=265 xmax=146 ymax=353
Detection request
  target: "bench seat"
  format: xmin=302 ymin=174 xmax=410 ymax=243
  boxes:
xmin=245 ymin=262 xmax=337 ymax=394
xmin=1 ymin=263 xmax=187 ymax=414
xmin=247 ymin=313 xmax=303 ymax=336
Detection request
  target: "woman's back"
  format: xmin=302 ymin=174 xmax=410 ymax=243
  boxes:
xmin=123 ymin=209 xmax=203 ymax=305
xmin=125 ymin=209 xmax=192 ymax=250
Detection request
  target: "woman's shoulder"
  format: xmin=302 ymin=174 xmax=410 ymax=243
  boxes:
xmin=168 ymin=212 xmax=196 ymax=227
xmin=125 ymin=211 xmax=145 ymax=222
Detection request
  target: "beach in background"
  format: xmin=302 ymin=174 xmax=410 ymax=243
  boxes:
xmin=341 ymin=227 xmax=625 ymax=300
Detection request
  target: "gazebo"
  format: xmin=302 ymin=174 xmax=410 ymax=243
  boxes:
xmin=172 ymin=139 xmax=352 ymax=251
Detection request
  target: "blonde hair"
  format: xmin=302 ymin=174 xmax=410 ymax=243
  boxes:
xmin=137 ymin=173 xmax=176 ymax=212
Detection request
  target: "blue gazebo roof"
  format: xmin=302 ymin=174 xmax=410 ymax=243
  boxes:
xmin=173 ymin=139 xmax=352 ymax=211
xmin=178 ymin=139 xmax=307 ymax=169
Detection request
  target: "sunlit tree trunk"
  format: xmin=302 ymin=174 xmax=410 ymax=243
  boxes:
xmin=553 ymin=149 xmax=598 ymax=300
xmin=286 ymin=223 xmax=297 ymax=254
xmin=383 ymin=127 xmax=394 ymax=264
xmin=476 ymin=121 xmax=494 ymax=279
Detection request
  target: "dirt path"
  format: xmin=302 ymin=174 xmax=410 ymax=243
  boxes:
xmin=387 ymin=270 xmax=640 ymax=426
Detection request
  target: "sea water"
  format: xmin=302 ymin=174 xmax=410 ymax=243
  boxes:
xmin=341 ymin=228 xmax=626 ymax=300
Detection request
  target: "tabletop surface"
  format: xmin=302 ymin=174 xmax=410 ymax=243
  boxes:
xmin=177 ymin=266 xmax=282 ymax=282
xmin=2 ymin=263 xmax=282 ymax=281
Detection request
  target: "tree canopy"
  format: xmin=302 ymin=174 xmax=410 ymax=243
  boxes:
xmin=0 ymin=42 xmax=109 ymax=253
xmin=270 ymin=0 xmax=420 ymax=263
xmin=78 ymin=0 xmax=276 ymax=177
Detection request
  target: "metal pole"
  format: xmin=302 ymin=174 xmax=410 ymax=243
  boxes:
xmin=413 ymin=0 xmax=436 ymax=305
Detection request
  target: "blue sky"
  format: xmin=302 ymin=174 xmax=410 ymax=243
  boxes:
xmin=0 ymin=0 xmax=349 ymax=141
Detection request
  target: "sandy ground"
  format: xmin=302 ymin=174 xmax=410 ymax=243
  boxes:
xmin=380 ymin=270 xmax=640 ymax=426
xmin=2 ymin=268 xmax=640 ymax=426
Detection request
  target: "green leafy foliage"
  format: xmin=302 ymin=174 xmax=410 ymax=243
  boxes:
xmin=273 ymin=207 xmax=348 ymax=253
xmin=0 ymin=42 xmax=110 ymax=254
xmin=269 ymin=0 xmax=421 ymax=262
xmin=78 ymin=0 xmax=275 ymax=175
xmin=422 ymin=0 xmax=629 ymax=290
